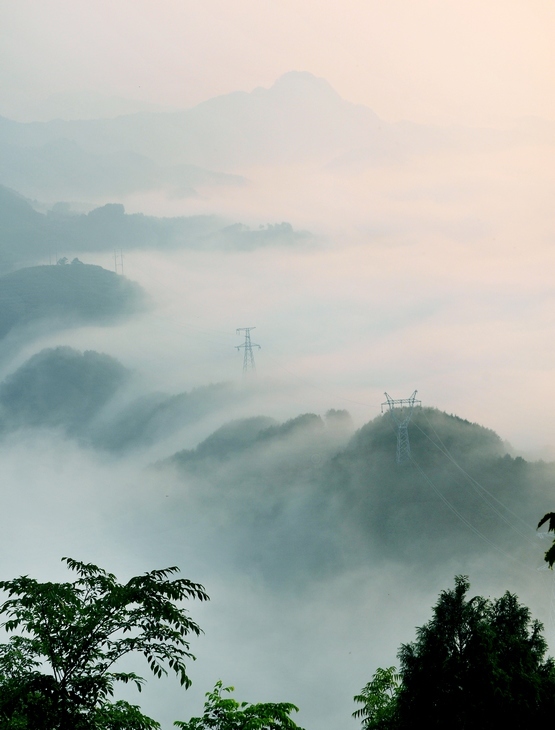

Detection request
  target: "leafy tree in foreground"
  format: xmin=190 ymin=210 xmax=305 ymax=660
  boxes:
xmin=0 ymin=557 xmax=209 ymax=729
xmin=538 ymin=511 xmax=555 ymax=566
xmin=355 ymin=576 xmax=555 ymax=730
xmin=175 ymin=680 xmax=304 ymax=730
xmin=352 ymin=666 xmax=400 ymax=730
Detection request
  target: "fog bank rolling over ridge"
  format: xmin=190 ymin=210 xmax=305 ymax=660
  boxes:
xmin=1 ymin=336 xmax=551 ymax=587
xmin=0 ymin=185 xmax=311 ymax=275
xmin=1 ymin=334 xmax=554 ymax=728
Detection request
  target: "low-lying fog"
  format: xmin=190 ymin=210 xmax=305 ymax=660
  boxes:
xmin=16 ymin=141 xmax=555 ymax=454
xmin=2 ymin=130 xmax=555 ymax=730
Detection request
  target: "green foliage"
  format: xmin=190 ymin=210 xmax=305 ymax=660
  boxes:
xmin=0 ymin=557 xmax=208 ymax=729
xmin=174 ymin=680 xmax=304 ymax=730
xmin=319 ymin=406 xmax=550 ymax=571
xmin=395 ymin=576 xmax=555 ymax=729
xmin=91 ymin=701 xmax=161 ymax=730
xmin=355 ymin=577 xmax=555 ymax=729
xmin=538 ymin=511 xmax=555 ymax=567
xmin=352 ymin=666 xmax=400 ymax=729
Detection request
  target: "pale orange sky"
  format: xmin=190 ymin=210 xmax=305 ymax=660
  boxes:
xmin=1 ymin=0 xmax=555 ymax=124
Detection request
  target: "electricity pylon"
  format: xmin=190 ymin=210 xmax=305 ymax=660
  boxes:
xmin=114 ymin=249 xmax=124 ymax=274
xmin=236 ymin=327 xmax=260 ymax=374
xmin=381 ymin=390 xmax=421 ymax=464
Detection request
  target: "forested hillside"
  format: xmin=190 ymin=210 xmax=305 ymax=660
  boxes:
xmin=157 ymin=407 xmax=551 ymax=584
xmin=0 ymin=347 xmax=128 ymax=434
xmin=0 ymin=346 xmax=241 ymax=450
xmin=0 ymin=185 xmax=311 ymax=273
xmin=0 ymin=262 xmax=146 ymax=338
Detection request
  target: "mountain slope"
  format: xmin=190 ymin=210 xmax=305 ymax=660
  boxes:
xmin=0 ymin=72 xmax=535 ymax=200
xmin=0 ymin=262 xmax=146 ymax=338
xmin=158 ymin=407 xmax=550 ymax=582
xmin=0 ymin=186 xmax=311 ymax=274
xmin=0 ymin=347 xmax=129 ymax=434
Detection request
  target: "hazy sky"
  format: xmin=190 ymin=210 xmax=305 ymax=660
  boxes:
xmin=2 ymin=5 xmax=555 ymax=728
xmin=2 ymin=0 xmax=555 ymax=124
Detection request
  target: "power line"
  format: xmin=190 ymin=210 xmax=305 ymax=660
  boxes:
xmin=413 ymin=411 xmax=538 ymax=547
xmin=381 ymin=412 xmax=542 ymax=572
xmin=409 ymin=455 xmax=535 ymax=572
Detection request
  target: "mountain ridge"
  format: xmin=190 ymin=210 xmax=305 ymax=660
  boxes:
xmin=0 ymin=262 xmax=146 ymax=339
xmin=1 ymin=71 xmax=546 ymax=201
xmin=0 ymin=185 xmax=312 ymax=274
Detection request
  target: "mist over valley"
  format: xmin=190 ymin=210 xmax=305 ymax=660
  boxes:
xmin=1 ymin=20 xmax=555 ymax=727
xmin=1 ymin=253 xmax=554 ymax=727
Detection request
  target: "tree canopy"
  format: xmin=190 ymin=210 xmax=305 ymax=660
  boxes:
xmin=352 ymin=667 xmax=399 ymax=730
xmin=538 ymin=511 xmax=555 ymax=566
xmin=174 ymin=681 xmax=304 ymax=730
xmin=354 ymin=576 xmax=555 ymax=730
xmin=0 ymin=557 xmax=209 ymax=729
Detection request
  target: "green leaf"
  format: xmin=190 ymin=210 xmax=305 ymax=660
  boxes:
xmin=0 ymin=557 xmax=208 ymax=728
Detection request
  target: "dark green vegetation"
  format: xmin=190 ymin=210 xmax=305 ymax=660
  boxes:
xmin=537 ymin=512 xmax=555 ymax=567
xmin=0 ymin=262 xmax=145 ymax=338
xmin=0 ymin=558 xmax=209 ymax=729
xmin=0 ymin=560 xmax=303 ymax=729
xmin=174 ymin=681 xmax=304 ymax=730
xmin=2 ymin=561 xmax=552 ymax=729
xmin=322 ymin=408 xmax=541 ymax=567
xmin=0 ymin=186 xmax=310 ymax=274
xmin=0 ymin=347 xmax=129 ymax=435
xmin=354 ymin=576 xmax=555 ymax=729
xmin=353 ymin=668 xmax=400 ymax=730
xmin=0 ymin=346 xmax=239 ymax=450
xmin=160 ymin=407 xmax=549 ymax=584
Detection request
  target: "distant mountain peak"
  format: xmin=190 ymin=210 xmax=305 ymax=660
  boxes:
xmin=261 ymin=71 xmax=343 ymax=101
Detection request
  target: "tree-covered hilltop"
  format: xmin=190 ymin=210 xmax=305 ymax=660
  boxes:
xmin=159 ymin=407 xmax=553 ymax=582
xmin=0 ymin=261 xmax=146 ymax=339
xmin=0 ymin=347 xmax=129 ymax=435
xmin=0 ymin=347 xmax=241 ymax=450
xmin=167 ymin=413 xmax=333 ymax=468
xmin=0 ymin=185 xmax=312 ymax=274
xmin=321 ymin=407 xmax=542 ymax=567
xmin=1 ymin=336 xmax=552 ymax=584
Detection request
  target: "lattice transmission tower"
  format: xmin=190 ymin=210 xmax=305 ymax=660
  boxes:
xmin=381 ymin=390 xmax=421 ymax=464
xmin=114 ymin=249 xmax=124 ymax=275
xmin=236 ymin=327 xmax=260 ymax=374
